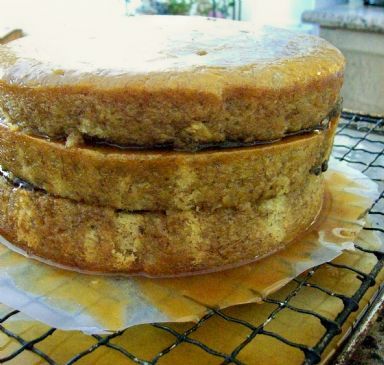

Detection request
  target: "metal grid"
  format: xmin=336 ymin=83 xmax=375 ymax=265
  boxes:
xmin=0 ymin=111 xmax=383 ymax=365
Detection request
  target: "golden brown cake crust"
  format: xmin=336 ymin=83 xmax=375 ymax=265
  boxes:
xmin=0 ymin=116 xmax=338 ymax=211
xmin=0 ymin=172 xmax=323 ymax=276
xmin=0 ymin=16 xmax=345 ymax=148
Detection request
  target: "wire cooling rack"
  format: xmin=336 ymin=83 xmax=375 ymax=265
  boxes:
xmin=0 ymin=111 xmax=383 ymax=365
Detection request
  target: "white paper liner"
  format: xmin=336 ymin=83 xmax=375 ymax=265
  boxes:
xmin=0 ymin=159 xmax=381 ymax=334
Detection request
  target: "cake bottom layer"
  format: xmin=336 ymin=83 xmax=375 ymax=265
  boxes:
xmin=0 ymin=173 xmax=324 ymax=276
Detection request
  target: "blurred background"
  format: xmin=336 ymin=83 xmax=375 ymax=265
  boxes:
xmin=0 ymin=0 xmax=348 ymax=34
xmin=0 ymin=0 xmax=383 ymax=114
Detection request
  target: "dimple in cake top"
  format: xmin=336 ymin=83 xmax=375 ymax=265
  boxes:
xmin=0 ymin=16 xmax=345 ymax=91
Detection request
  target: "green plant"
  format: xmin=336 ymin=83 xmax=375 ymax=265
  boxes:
xmin=167 ymin=0 xmax=194 ymax=15
xmin=194 ymin=0 xmax=235 ymax=18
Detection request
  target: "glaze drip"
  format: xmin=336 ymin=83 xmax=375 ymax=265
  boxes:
xmin=0 ymin=166 xmax=36 ymax=191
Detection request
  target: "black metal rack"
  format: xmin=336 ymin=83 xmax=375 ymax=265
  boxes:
xmin=0 ymin=111 xmax=383 ymax=365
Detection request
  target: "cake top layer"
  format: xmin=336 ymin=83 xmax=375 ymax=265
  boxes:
xmin=0 ymin=16 xmax=344 ymax=92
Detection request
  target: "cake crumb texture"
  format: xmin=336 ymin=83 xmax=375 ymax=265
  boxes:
xmin=0 ymin=116 xmax=338 ymax=211
xmin=0 ymin=172 xmax=323 ymax=276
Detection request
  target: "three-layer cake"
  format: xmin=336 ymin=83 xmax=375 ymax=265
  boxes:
xmin=0 ymin=16 xmax=345 ymax=276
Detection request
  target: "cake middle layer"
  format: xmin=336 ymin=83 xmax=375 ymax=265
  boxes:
xmin=0 ymin=115 xmax=338 ymax=211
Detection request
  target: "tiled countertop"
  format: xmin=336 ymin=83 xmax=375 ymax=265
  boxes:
xmin=302 ymin=3 xmax=384 ymax=33
xmin=347 ymin=306 xmax=384 ymax=365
